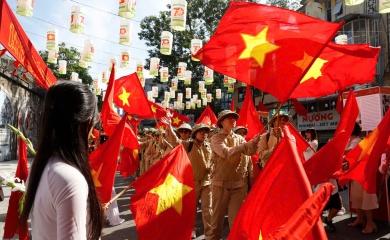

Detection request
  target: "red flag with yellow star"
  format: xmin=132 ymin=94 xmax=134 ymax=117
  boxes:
xmin=236 ymin=86 xmax=264 ymax=140
xmin=338 ymin=108 xmax=390 ymax=194
xmin=89 ymin=113 xmax=127 ymax=203
xmin=195 ymin=105 xmax=218 ymax=126
xmin=290 ymin=43 xmax=380 ymax=99
xmin=130 ymin=145 xmax=195 ymax=240
xmin=118 ymin=147 xmax=139 ymax=178
xmin=227 ymin=126 xmax=327 ymax=240
xmin=286 ymin=122 xmax=310 ymax=162
xmin=193 ymin=2 xmax=343 ymax=103
xmin=113 ymin=73 xmax=153 ymax=118
xmin=147 ymin=101 xmax=191 ymax=128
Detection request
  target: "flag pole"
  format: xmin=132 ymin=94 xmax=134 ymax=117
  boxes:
xmin=257 ymin=104 xmax=283 ymax=135
xmin=104 ymin=182 xmax=134 ymax=209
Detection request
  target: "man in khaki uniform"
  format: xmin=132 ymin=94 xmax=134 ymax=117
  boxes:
xmin=162 ymin=117 xmax=213 ymax=239
xmin=177 ymin=122 xmax=192 ymax=141
xmin=209 ymin=110 xmax=260 ymax=240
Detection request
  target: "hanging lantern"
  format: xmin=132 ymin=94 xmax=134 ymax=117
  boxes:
xmin=228 ymin=83 xmax=234 ymax=93
xmin=147 ymin=91 xmax=153 ymax=101
xmin=204 ymin=66 xmax=214 ymax=85
xmin=177 ymin=62 xmax=187 ymax=80
xmin=119 ymin=20 xmax=132 ymax=46
xmin=149 ymin=57 xmax=160 ymax=76
xmin=180 ymin=103 xmax=184 ymax=110
xmin=152 ymin=86 xmax=159 ymax=98
xmin=201 ymin=89 xmax=207 ymax=99
xmin=198 ymin=81 xmax=205 ymax=92
xmin=177 ymin=92 xmax=183 ymax=102
xmin=216 ymin=89 xmax=222 ymax=99
xmin=190 ymin=39 xmax=202 ymax=61
xmin=95 ymin=87 xmax=101 ymax=96
xmin=207 ymin=93 xmax=212 ymax=103
xmin=186 ymin=101 xmax=191 ymax=110
xmin=162 ymin=101 xmax=168 ymax=109
xmin=197 ymin=99 xmax=202 ymax=108
xmin=335 ymin=34 xmax=348 ymax=45
xmin=71 ymin=72 xmax=79 ymax=81
xmin=78 ymin=55 xmax=88 ymax=69
xmin=78 ymin=78 xmax=83 ymax=83
xmin=174 ymin=101 xmax=180 ymax=110
xmin=184 ymin=70 xmax=191 ymax=85
xmin=228 ymin=77 xmax=236 ymax=84
xmin=120 ymin=49 xmax=131 ymax=68
xmin=192 ymin=94 xmax=198 ymax=101
xmin=108 ymin=56 xmax=117 ymax=71
xmin=47 ymin=50 xmax=58 ymax=64
xmin=139 ymin=73 xmax=145 ymax=87
xmin=242 ymin=82 xmax=247 ymax=87
xmin=46 ymin=28 xmax=59 ymax=50
xmin=70 ymin=6 xmax=85 ymax=34
xmin=202 ymin=98 xmax=207 ymax=106
xmin=83 ymin=39 xmax=94 ymax=62
xmin=58 ymin=60 xmax=67 ymax=74
xmin=102 ymin=70 xmax=109 ymax=83
xmin=170 ymin=0 xmax=187 ymax=31
xmin=190 ymin=99 xmax=196 ymax=109
xmin=170 ymin=87 xmax=175 ymax=99
xmin=171 ymin=77 xmax=178 ymax=91
xmin=164 ymin=91 xmax=170 ymax=102
xmin=379 ymin=0 xmax=390 ymax=13
xmin=118 ymin=0 xmax=136 ymax=19
xmin=185 ymin=88 xmax=191 ymax=99
xmin=160 ymin=31 xmax=173 ymax=55
xmin=345 ymin=0 xmax=365 ymax=6
xmin=160 ymin=67 xmax=169 ymax=82
xmin=93 ymin=76 xmax=101 ymax=88
xmin=136 ymin=60 xmax=143 ymax=73
xmin=16 ymin=0 xmax=34 ymax=17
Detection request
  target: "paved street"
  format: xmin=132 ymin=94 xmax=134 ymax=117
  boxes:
xmin=1 ymin=159 xmax=390 ymax=239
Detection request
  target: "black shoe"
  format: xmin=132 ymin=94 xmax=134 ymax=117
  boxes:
xmin=323 ymin=216 xmax=336 ymax=231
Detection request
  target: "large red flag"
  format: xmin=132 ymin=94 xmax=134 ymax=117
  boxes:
xmin=304 ymin=91 xmax=359 ymax=185
xmin=130 ymin=145 xmax=195 ymax=240
xmin=147 ymin=101 xmax=191 ymax=128
xmin=338 ymin=109 xmax=390 ymax=193
xmin=286 ymin=122 xmax=310 ymax=162
xmin=264 ymin=184 xmax=334 ymax=240
xmin=290 ymin=43 xmax=379 ymax=99
xmin=228 ymin=126 xmax=327 ymax=240
xmin=3 ymin=138 xmax=29 ymax=240
xmin=292 ymin=98 xmax=308 ymax=116
xmin=236 ymin=86 xmax=264 ymax=140
xmin=89 ymin=113 xmax=127 ymax=203
xmin=195 ymin=105 xmax=218 ymax=126
xmin=118 ymin=148 xmax=139 ymax=178
xmin=229 ymin=97 xmax=235 ymax=111
xmin=113 ymin=73 xmax=153 ymax=118
xmin=193 ymin=2 xmax=343 ymax=103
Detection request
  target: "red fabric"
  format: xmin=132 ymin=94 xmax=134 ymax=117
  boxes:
xmin=236 ymin=86 xmax=265 ymax=140
xmin=130 ymin=145 xmax=195 ymax=240
xmin=118 ymin=148 xmax=139 ymax=178
xmin=286 ymin=122 xmax=310 ymax=162
xmin=338 ymin=108 xmax=390 ymax=194
xmin=3 ymin=138 xmax=29 ymax=239
xmin=336 ymin=90 xmax=344 ymax=115
xmin=91 ymin=128 xmax=100 ymax=140
xmin=257 ymin=101 xmax=269 ymax=112
xmin=304 ymin=91 xmax=358 ymax=185
xmin=147 ymin=101 xmax=191 ymax=128
xmin=195 ymin=105 xmax=218 ymax=126
xmin=290 ymin=43 xmax=379 ymax=98
xmin=0 ymin=0 xmax=57 ymax=89
xmin=229 ymin=97 xmax=235 ymax=111
xmin=89 ymin=113 xmax=127 ymax=203
xmin=292 ymin=98 xmax=308 ymax=116
xmin=264 ymin=184 xmax=334 ymax=240
xmin=113 ymin=73 xmax=153 ymax=118
xmin=227 ymin=126 xmax=327 ymax=240
xmin=193 ymin=2 xmax=342 ymax=103
xmin=251 ymin=154 xmax=260 ymax=183
xmin=0 ymin=48 xmax=6 ymax=57
xmin=13 ymin=60 xmax=20 ymax=69
xmin=236 ymin=106 xmax=241 ymax=114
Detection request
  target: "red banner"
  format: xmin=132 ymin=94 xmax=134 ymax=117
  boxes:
xmin=0 ymin=0 xmax=57 ymax=89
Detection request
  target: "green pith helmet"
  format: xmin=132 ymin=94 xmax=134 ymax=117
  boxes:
xmin=216 ymin=110 xmax=239 ymax=128
xmin=191 ymin=123 xmax=211 ymax=138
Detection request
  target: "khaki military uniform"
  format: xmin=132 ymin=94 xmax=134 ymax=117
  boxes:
xmin=138 ymin=139 xmax=151 ymax=175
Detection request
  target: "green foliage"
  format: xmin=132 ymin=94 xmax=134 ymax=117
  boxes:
xmin=266 ymin=0 xmax=302 ymax=10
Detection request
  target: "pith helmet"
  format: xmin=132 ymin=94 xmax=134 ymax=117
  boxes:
xmin=178 ymin=123 xmax=192 ymax=132
xmin=191 ymin=123 xmax=211 ymax=138
xmin=217 ymin=110 xmax=239 ymax=128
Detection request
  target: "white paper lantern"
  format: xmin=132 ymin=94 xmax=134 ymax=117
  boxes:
xmin=16 ymin=0 xmax=34 ymax=17
xmin=70 ymin=6 xmax=84 ymax=34
xmin=152 ymin=86 xmax=159 ymax=98
xmin=201 ymin=89 xmax=207 ymax=99
xmin=93 ymin=76 xmax=101 ymax=88
xmin=177 ymin=92 xmax=183 ymax=102
xmin=160 ymin=31 xmax=173 ymax=55
xmin=78 ymin=55 xmax=88 ymax=68
xmin=46 ymin=28 xmax=59 ymax=50
xmin=139 ymin=74 xmax=145 ymax=87
xmin=108 ymin=56 xmax=117 ymax=71
xmin=120 ymin=49 xmax=131 ymax=68
xmin=119 ymin=20 xmax=132 ymax=46
xmin=71 ymin=72 xmax=79 ymax=81
xmin=160 ymin=67 xmax=169 ymax=82
xmin=171 ymin=77 xmax=178 ymax=91
xmin=204 ymin=67 xmax=214 ymax=85
xmin=177 ymin=62 xmax=187 ymax=80
xmin=242 ymin=82 xmax=247 ymax=87
xmin=149 ymin=57 xmax=160 ymax=76
xmin=197 ymin=99 xmax=202 ymax=108
xmin=147 ymin=91 xmax=153 ymax=101
xmin=185 ymin=88 xmax=191 ymax=99
xmin=202 ymin=98 xmax=207 ymax=106
xmin=199 ymin=81 xmax=205 ymax=92
xmin=170 ymin=88 xmax=175 ymax=99
xmin=95 ymin=87 xmax=101 ymax=96
xmin=345 ymin=0 xmax=365 ymax=6
xmin=223 ymin=75 xmax=229 ymax=87
xmin=136 ymin=60 xmax=143 ymax=73
xmin=192 ymin=95 xmax=198 ymax=102
xmin=184 ymin=70 xmax=191 ymax=85
xmin=335 ymin=35 xmax=348 ymax=45
xmin=118 ymin=0 xmax=136 ymax=19
xmin=77 ymin=78 xmax=83 ymax=83
xmin=190 ymin=99 xmax=196 ymax=109
xmin=170 ymin=0 xmax=187 ymax=31
xmin=190 ymin=39 xmax=202 ymax=61
xmin=58 ymin=60 xmax=67 ymax=74
xmin=207 ymin=93 xmax=212 ymax=103
xmin=228 ymin=77 xmax=236 ymax=83
xmin=216 ymin=89 xmax=222 ymax=99
xmin=164 ymin=91 xmax=170 ymax=102
xmin=228 ymin=83 xmax=234 ymax=93
xmin=102 ymin=70 xmax=109 ymax=83
xmin=186 ymin=101 xmax=190 ymax=109
xmin=83 ymin=39 xmax=94 ymax=62
xmin=47 ymin=50 xmax=58 ymax=64
xmin=162 ymin=101 xmax=168 ymax=109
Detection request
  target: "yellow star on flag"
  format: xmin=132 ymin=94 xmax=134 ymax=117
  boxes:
xmin=357 ymin=128 xmax=379 ymax=161
xmin=238 ymin=26 xmax=280 ymax=67
xmin=91 ymin=163 xmax=103 ymax=187
xmin=149 ymin=173 xmax=193 ymax=215
xmin=259 ymin=230 xmax=263 ymax=240
xmin=151 ymin=105 xmax=157 ymax=113
xmin=118 ymin=87 xmax=131 ymax=106
xmin=294 ymin=53 xmax=328 ymax=83
xmin=172 ymin=116 xmax=181 ymax=125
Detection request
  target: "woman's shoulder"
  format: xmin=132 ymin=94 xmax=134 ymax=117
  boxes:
xmin=47 ymin=156 xmax=87 ymax=190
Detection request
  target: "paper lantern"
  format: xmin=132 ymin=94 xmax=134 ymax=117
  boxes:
xmin=102 ymin=70 xmax=109 ymax=83
xmin=184 ymin=70 xmax=192 ymax=85
xmin=335 ymin=34 xmax=348 ymax=45
xmin=58 ymin=60 xmax=67 ymax=74
xmin=77 ymin=78 xmax=83 ymax=83
xmin=95 ymin=87 xmax=101 ymax=96
xmin=46 ymin=28 xmax=59 ymax=50
xmin=185 ymin=88 xmax=191 ymax=99
xmin=228 ymin=77 xmax=236 ymax=83
xmin=228 ymin=83 xmax=234 ymax=93
xmin=207 ymin=93 xmax=212 ymax=103
xmin=47 ymin=50 xmax=58 ymax=64
xmin=186 ymin=101 xmax=191 ymax=109
xmin=216 ymin=89 xmax=222 ymax=99
xmin=204 ymin=66 xmax=214 ymax=85
xmin=16 ymin=0 xmax=34 ymax=17
xmin=149 ymin=57 xmax=160 ymax=76
xmin=118 ymin=0 xmax=136 ymax=19
xmin=170 ymin=0 xmax=187 ymax=31
xmin=147 ymin=91 xmax=153 ymax=101
xmin=379 ymin=0 xmax=390 ymax=13
xmin=177 ymin=62 xmax=187 ymax=80
xmin=160 ymin=31 xmax=173 ymax=55
xmin=108 ymin=56 xmax=117 ymax=71
xmin=162 ymin=101 xmax=168 ymax=109
xmin=160 ymin=67 xmax=169 ymax=82
xmin=201 ymin=89 xmax=207 ymax=99
xmin=202 ymin=98 xmax=207 ymax=106
xmin=177 ymin=92 xmax=183 ymax=102
xmin=171 ymin=77 xmax=178 ymax=91
xmin=164 ymin=91 xmax=170 ymax=102
xmin=191 ymin=99 xmax=196 ymax=109
xmin=199 ymin=81 xmax=205 ymax=92
xmin=78 ymin=55 xmax=88 ymax=69
xmin=83 ymin=40 xmax=94 ymax=62
xmin=152 ymin=86 xmax=159 ymax=98
xmin=170 ymin=87 xmax=175 ymax=99
xmin=242 ymin=82 xmax=247 ymax=87
xmin=139 ymin=73 xmax=145 ymax=87
xmin=223 ymin=75 xmax=229 ymax=87
xmin=70 ymin=6 xmax=84 ymax=34
xmin=71 ymin=72 xmax=79 ymax=81
xmin=190 ymin=39 xmax=202 ymax=61
xmin=192 ymin=94 xmax=198 ymax=101
xmin=197 ymin=99 xmax=202 ymax=108
xmin=119 ymin=20 xmax=132 ymax=46
xmin=345 ymin=0 xmax=365 ymax=6
xmin=93 ymin=76 xmax=101 ymax=88
xmin=136 ymin=60 xmax=143 ymax=73
xmin=181 ymin=103 xmax=185 ymax=110
xmin=120 ymin=49 xmax=131 ymax=68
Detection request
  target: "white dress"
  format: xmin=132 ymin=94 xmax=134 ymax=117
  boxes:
xmin=31 ymin=156 xmax=90 ymax=240
xmin=105 ymin=187 xmax=125 ymax=226
xmin=303 ymin=140 xmax=318 ymax=161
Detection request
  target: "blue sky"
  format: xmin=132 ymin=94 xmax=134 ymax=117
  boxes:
xmin=6 ymin=0 xmax=170 ymax=80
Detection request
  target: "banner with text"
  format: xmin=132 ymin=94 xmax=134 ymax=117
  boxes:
xmin=297 ymin=110 xmax=339 ymax=131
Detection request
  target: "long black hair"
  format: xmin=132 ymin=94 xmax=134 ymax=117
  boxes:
xmin=21 ymin=81 xmax=103 ymax=239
